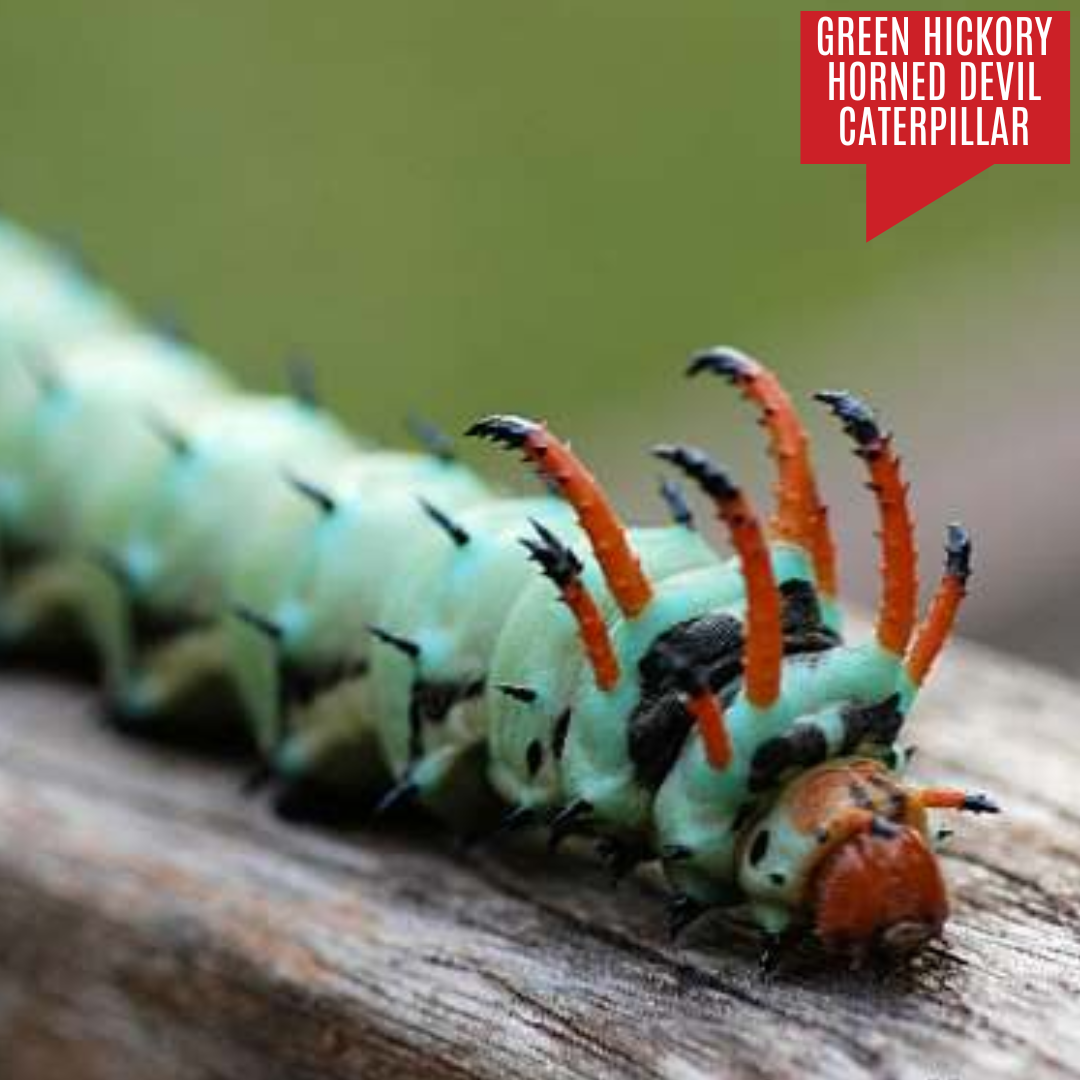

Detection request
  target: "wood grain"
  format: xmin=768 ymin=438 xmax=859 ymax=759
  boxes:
xmin=1 ymin=637 xmax=1079 ymax=1079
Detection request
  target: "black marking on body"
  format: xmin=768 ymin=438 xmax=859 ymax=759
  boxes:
xmin=280 ymin=656 xmax=370 ymax=711
xmin=552 ymin=709 xmax=572 ymax=760
xmin=732 ymin=800 xmax=759 ymax=833
xmin=407 ymin=676 xmax=486 ymax=761
xmin=840 ymin=693 xmax=903 ymax=752
xmin=628 ymin=578 xmax=840 ymax=791
xmin=526 ymin=739 xmax=544 ymax=777
xmin=497 ymin=684 xmax=538 ymax=705
xmin=749 ymin=722 xmax=829 ymax=793
xmin=629 ymin=612 xmax=744 ymax=790
xmin=749 ymin=829 xmax=771 ymax=866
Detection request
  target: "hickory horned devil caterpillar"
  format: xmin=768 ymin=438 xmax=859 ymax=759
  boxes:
xmin=0 ymin=216 xmax=998 ymax=966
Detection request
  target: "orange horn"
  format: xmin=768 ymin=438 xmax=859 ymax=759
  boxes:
xmin=654 ymin=445 xmax=783 ymax=710
xmin=816 ymin=391 xmax=918 ymax=658
xmin=907 ymin=524 xmax=971 ymax=686
xmin=468 ymin=416 xmax=653 ymax=618
xmin=688 ymin=347 xmax=837 ymax=598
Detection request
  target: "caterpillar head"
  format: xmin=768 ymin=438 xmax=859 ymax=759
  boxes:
xmin=811 ymin=814 xmax=946 ymax=956
xmin=473 ymin=357 xmax=990 ymax=960
xmin=738 ymin=758 xmax=995 ymax=959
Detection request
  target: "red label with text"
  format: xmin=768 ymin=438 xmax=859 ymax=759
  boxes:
xmin=801 ymin=12 xmax=1070 ymax=239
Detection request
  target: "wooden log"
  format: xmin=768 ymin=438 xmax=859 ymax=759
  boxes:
xmin=1 ymin=637 xmax=1079 ymax=1079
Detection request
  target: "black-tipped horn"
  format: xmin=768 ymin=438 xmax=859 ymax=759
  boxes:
xmin=520 ymin=519 xmax=583 ymax=588
xmin=944 ymin=523 xmax=972 ymax=583
xmin=418 ymin=497 xmax=470 ymax=547
xmin=285 ymin=353 xmax=319 ymax=409
xmin=814 ymin=390 xmax=884 ymax=448
xmin=653 ymin=444 xmax=739 ymax=502
xmin=406 ymin=414 xmax=456 ymax=462
xmin=685 ymin=345 xmax=757 ymax=382
xmin=232 ymin=603 xmax=285 ymax=642
xmin=368 ymin=624 xmax=422 ymax=661
xmin=146 ymin=412 xmax=192 ymax=457
xmin=465 ymin=414 xmax=538 ymax=448
xmin=284 ymin=470 xmax=337 ymax=515
xmin=658 ymin=476 xmax=695 ymax=529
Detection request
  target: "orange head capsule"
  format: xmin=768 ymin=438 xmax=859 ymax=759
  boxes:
xmin=737 ymin=758 xmax=995 ymax=959
xmin=810 ymin=818 xmax=949 ymax=956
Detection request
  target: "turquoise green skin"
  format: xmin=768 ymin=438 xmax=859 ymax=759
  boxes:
xmin=233 ymin=451 xmax=495 ymax=791
xmin=486 ymin=526 xmax=722 ymax=815
xmin=486 ymin=535 xmax=920 ymax=923
xmin=368 ymin=496 xmax=576 ymax=821
xmin=0 ymin=226 xmax=230 ymax=663
xmin=0 ymin=235 xmax=134 ymax=535
xmin=0 ymin=332 xmax=230 ymax=674
xmin=110 ymin=395 xmax=359 ymax=720
xmin=654 ymin=645 xmax=909 ymax=917
xmin=0 ymin=214 xmax=932 ymax=938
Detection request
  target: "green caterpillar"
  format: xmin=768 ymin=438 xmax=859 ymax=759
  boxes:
xmin=0 ymin=215 xmax=999 ymax=963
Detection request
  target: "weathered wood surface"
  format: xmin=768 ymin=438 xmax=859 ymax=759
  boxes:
xmin=1 ymin=638 xmax=1079 ymax=1080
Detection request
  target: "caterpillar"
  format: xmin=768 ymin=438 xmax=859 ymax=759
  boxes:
xmin=0 ymin=214 xmax=999 ymax=964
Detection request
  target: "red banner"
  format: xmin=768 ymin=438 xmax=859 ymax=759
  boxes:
xmin=801 ymin=12 xmax=1071 ymax=239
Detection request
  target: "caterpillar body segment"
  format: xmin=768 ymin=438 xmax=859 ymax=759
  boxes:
xmin=101 ymin=395 xmax=360 ymax=726
xmin=4 ymin=334 xmax=229 ymax=550
xmin=367 ymin=498 xmax=578 ymax=824
xmin=0 ymin=235 xmax=135 ymax=563
xmin=687 ymin=346 xmax=839 ymax=618
xmin=236 ymin=451 xmax=496 ymax=795
xmin=0 ymin=215 xmax=998 ymax=963
xmin=427 ymin=522 xmax=717 ymax=825
xmin=0 ymin=338 xmax=230 ymax=668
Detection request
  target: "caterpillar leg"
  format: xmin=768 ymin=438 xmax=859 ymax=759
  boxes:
xmin=271 ymin=685 xmax=393 ymax=823
xmin=234 ymin=625 xmax=283 ymax=758
xmin=465 ymin=803 xmax=541 ymax=849
xmin=0 ymin=558 xmax=83 ymax=648
xmin=272 ymin=677 xmax=391 ymax=805
xmin=0 ymin=556 xmax=104 ymax=670
xmin=111 ymin=624 xmax=248 ymax=746
xmin=401 ymin=741 xmax=504 ymax=833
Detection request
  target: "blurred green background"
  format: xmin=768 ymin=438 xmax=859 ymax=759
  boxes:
xmin=1 ymin=1 xmax=1077 ymax=668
